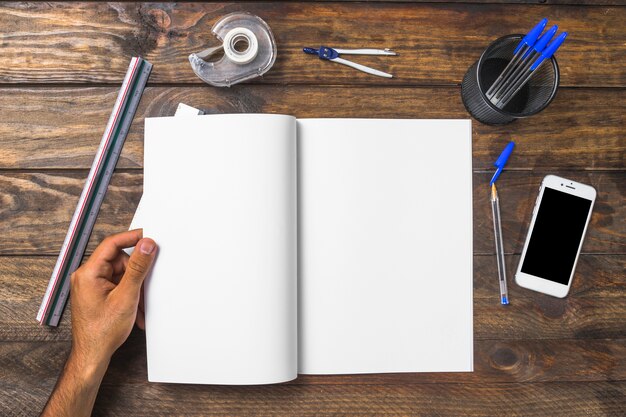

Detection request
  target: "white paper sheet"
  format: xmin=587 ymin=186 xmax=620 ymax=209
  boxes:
xmin=297 ymin=119 xmax=473 ymax=374
xmin=124 ymin=103 xmax=203 ymax=256
xmin=142 ymin=114 xmax=298 ymax=384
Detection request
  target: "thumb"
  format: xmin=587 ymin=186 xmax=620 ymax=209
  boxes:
xmin=117 ymin=238 xmax=157 ymax=298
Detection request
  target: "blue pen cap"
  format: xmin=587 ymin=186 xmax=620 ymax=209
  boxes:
xmin=531 ymin=32 xmax=568 ymax=70
xmin=514 ymin=18 xmax=548 ymax=54
xmin=490 ymin=141 xmax=515 ymax=185
xmin=524 ymin=25 xmax=558 ymax=57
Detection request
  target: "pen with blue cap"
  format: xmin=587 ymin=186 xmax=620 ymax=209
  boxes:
xmin=490 ymin=141 xmax=515 ymax=305
xmin=486 ymin=18 xmax=547 ymax=98
xmin=495 ymin=32 xmax=567 ymax=108
xmin=490 ymin=24 xmax=558 ymax=102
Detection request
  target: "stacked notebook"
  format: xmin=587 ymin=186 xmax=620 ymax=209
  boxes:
xmin=132 ymin=114 xmax=473 ymax=385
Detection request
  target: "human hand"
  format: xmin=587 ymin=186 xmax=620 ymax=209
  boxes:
xmin=41 ymin=230 xmax=157 ymax=417
xmin=69 ymin=229 xmax=157 ymax=370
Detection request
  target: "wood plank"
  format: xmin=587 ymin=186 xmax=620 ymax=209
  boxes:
xmin=481 ymin=254 xmax=626 ymax=298
xmin=1 ymin=254 xmax=624 ymax=342
xmin=0 ymin=3 xmax=624 ymax=86
xmin=0 ymin=171 xmax=623 ymax=255
xmin=0 ymin=86 xmax=624 ymax=170
xmin=0 ymin=172 xmax=142 ymax=255
xmin=485 ymin=171 xmax=626 ymax=255
xmin=2 ymin=253 xmax=621 ymax=305
xmin=2 ymin=376 xmax=624 ymax=416
xmin=320 ymin=0 xmax=625 ymax=3
xmin=293 ymin=0 xmax=626 ymax=4
xmin=291 ymin=338 xmax=626 ymax=384
xmin=2 ymin=337 xmax=625 ymax=386
xmin=89 ymin=381 xmax=626 ymax=416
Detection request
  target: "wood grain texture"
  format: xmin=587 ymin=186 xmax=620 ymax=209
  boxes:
xmin=2 ymin=376 xmax=624 ymax=416
xmin=5 ymin=296 xmax=626 ymax=342
xmin=89 ymin=381 xmax=626 ymax=416
xmin=152 ymin=0 xmax=626 ymax=4
xmin=0 ymin=3 xmax=624 ymax=86
xmin=1 ymin=254 xmax=624 ymax=342
xmin=2 ymin=335 xmax=626 ymax=386
xmin=264 ymin=0 xmax=626 ymax=4
xmin=0 ymin=86 xmax=624 ymax=170
xmin=1 ymin=1 xmax=625 ymax=416
xmin=0 ymin=171 xmax=623 ymax=255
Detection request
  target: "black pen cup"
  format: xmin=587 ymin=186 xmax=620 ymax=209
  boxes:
xmin=461 ymin=35 xmax=559 ymax=125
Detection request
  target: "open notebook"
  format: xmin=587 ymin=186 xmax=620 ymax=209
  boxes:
xmin=138 ymin=115 xmax=473 ymax=385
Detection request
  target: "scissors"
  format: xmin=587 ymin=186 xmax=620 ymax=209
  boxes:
xmin=303 ymin=46 xmax=397 ymax=78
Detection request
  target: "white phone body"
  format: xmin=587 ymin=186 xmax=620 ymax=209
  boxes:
xmin=515 ymin=175 xmax=596 ymax=298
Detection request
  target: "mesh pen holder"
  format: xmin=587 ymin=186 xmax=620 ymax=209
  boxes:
xmin=461 ymin=35 xmax=559 ymax=125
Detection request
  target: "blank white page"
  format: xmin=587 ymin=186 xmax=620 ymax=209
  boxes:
xmin=297 ymin=119 xmax=473 ymax=374
xmin=143 ymin=114 xmax=297 ymax=384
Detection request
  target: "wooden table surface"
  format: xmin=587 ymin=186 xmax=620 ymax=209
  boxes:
xmin=1 ymin=1 xmax=625 ymax=416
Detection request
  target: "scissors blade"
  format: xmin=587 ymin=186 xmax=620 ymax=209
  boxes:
xmin=332 ymin=57 xmax=393 ymax=78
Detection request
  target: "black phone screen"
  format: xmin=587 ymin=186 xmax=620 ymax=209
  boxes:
xmin=520 ymin=187 xmax=592 ymax=285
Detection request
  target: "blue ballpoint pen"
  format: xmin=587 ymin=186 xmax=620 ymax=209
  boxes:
xmin=485 ymin=18 xmax=547 ymax=98
xmin=491 ymin=24 xmax=558 ymax=102
xmin=491 ymin=184 xmax=509 ymax=305
xmin=496 ymin=32 xmax=567 ymax=108
xmin=490 ymin=141 xmax=515 ymax=305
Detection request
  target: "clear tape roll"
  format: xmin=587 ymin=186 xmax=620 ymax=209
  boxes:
xmin=223 ymin=27 xmax=259 ymax=65
xmin=188 ymin=12 xmax=277 ymax=87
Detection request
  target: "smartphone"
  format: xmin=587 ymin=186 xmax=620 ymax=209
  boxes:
xmin=515 ymin=175 xmax=596 ymax=298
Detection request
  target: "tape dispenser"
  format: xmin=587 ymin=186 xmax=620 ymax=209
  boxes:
xmin=189 ymin=13 xmax=277 ymax=87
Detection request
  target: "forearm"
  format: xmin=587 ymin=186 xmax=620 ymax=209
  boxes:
xmin=41 ymin=350 xmax=109 ymax=417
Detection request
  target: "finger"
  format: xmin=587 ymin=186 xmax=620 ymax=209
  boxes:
xmin=136 ymin=309 xmax=145 ymax=330
xmin=107 ymin=252 xmax=128 ymax=284
xmin=138 ymin=283 xmax=145 ymax=312
xmin=114 ymin=238 xmax=157 ymax=302
xmin=111 ymin=252 xmax=130 ymax=276
xmin=81 ymin=259 xmax=114 ymax=280
xmin=109 ymin=272 xmax=124 ymax=285
xmin=91 ymin=229 xmax=143 ymax=263
xmin=136 ymin=283 xmax=146 ymax=329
